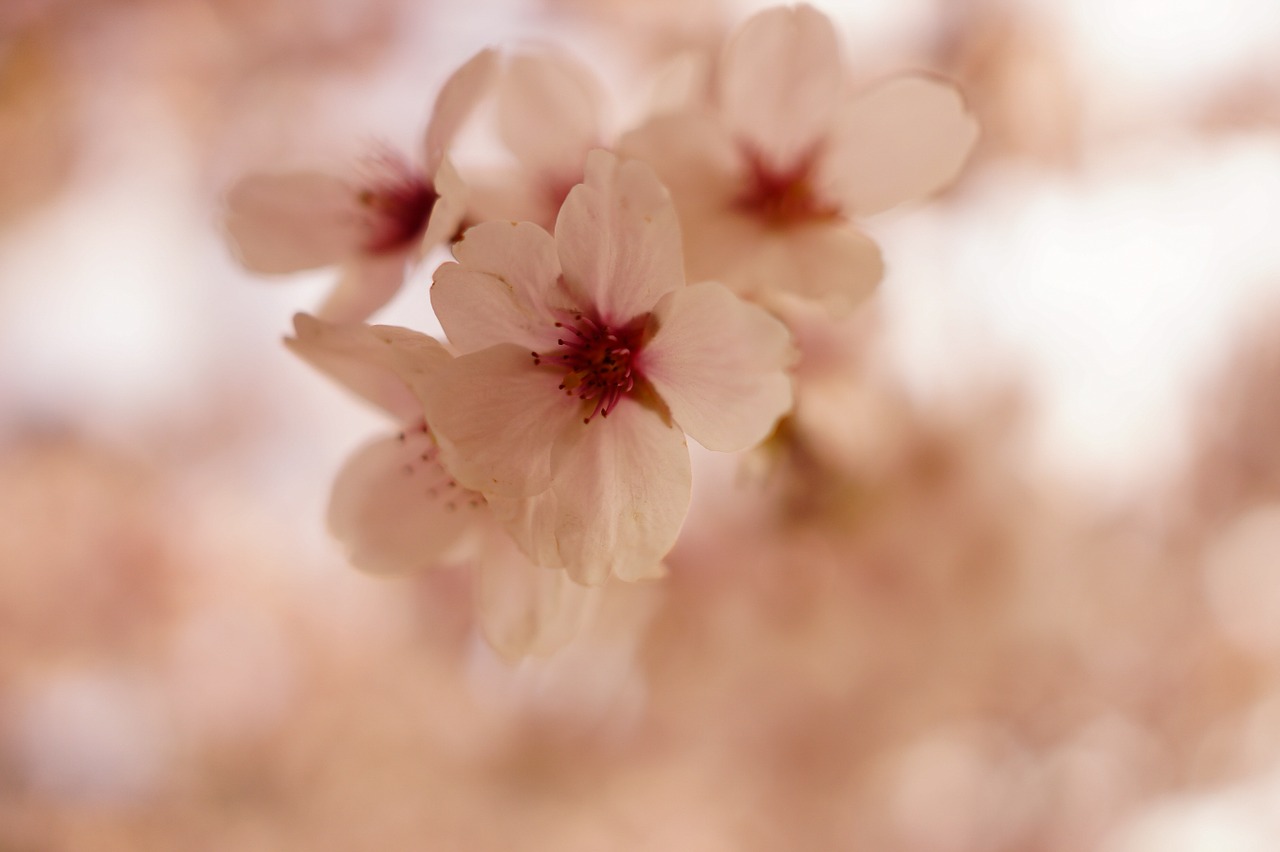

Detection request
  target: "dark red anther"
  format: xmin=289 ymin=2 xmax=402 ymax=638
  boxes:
xmin=531 ymin=311 xmax=646 ymax=423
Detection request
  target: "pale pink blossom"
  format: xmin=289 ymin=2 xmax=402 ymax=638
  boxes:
xmin=464 ymin=49 xmax=608 ymax=231
xmin=621 ymin=4 xmax=979 ymax=310
xmin=286 ymin=313 xmax=598 ymax=659
xmin=422 ymin=149 xmax=794 ymax=585
xmin=223 ymin=49 xmax=497 ymax=323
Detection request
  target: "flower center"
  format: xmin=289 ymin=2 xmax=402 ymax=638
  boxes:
xmin=734 ymin=147 xmax=840 ymax=229
xmin=532 ymin=313 xmax=643 ymax=423
xmin=357 ymin=149 xmax=438 ymax=254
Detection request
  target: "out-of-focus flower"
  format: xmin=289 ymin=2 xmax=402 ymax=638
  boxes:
xmin=286 ymin=313 xmax=597 ymax=659
xmin=538 ymin=0 xmax=728 ymax=70
xmin=1188 ymin=305 xmax=1280 ymax=526
xmin=422 ymin=149 xmax=794 ymax=584
xmin=465 ymin=49 xmax=608 ymax=231
xmin=935 ymin=7 xmax=1082 ymax=170
xmin=222 ymin=49 xmax=497 ymax=323
xmin=286 ymin=316 xmax=475 ymax=575
xmin=622 ymin=4 xmax=978 ymax=310
xmin=0 ymin=31 xmax=76 ymax=230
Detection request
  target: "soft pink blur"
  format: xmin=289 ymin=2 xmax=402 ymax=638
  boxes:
xmin=5 ymin=0 xmax=1280 ymax=849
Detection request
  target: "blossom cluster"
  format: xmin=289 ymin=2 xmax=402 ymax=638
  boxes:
xmin=222 ymin=3 xmax=977 ymax=657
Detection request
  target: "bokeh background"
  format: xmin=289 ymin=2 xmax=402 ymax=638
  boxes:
xmin=4 ymin=0 xmax=1280 ymax=848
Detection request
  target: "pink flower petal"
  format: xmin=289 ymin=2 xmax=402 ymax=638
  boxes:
xmin=423 ymin=48 xmax=498 ymax=176
xmin=368 ymin=323 xmax=456 ymax=406
xmin=484 ymin=492 xmax=561 ymax=575
xmin=420 ymin=342 xmax=582 ymax=498
xmin=498 ymin=50 xmax=604 ymax=183
xmin=491 ymin=397 xmax=691 ymax=585
xmin=619 ymin=111 xmax=749 ymax=287
xmin=734 ymin=223 xmax=884 ymax=311
xmin=475 ymin=532 xmax=597 ymax=659
xmin=622 ymin=111 xmax=877 ymax=306
xmin=285 ymin=313 xmax=449 ymax=422
xmin=327 ymin=430 xmax=482 ymax=575
xmin=465 ymin=169 xmax=559 ymax=231
xmin=433 ymin=221 xmax=566 ymax=354
xmin=648 ymin=49 xmax=716 ymax=115
xmin=642 ymin=281 xmax=794 ymax=452
xmin=614 ymin=558 xmax=668 ymax=583
xmin=418 ymin=156 xmax=467 ymax=255
xmin=626 ymin=114 xmax=887 ymax=309
xmin=555 ymin=150 xmax=685 ymax=325
xmin=719 ymin=4 xmax=843 ymax=172
xmin=223 ymin=172 xmax=365 ymax=273
xmin=823 ymin=74 xmax=979 ymax=217
xmin=618 ymin=110 xmax=741 ymax=216
xmin=317 ymin=251 xmax=409 ymax=324
xmin=677 ymin=206 xmax=765 ymax=291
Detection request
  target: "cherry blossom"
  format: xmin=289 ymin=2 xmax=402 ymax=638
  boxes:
xmin=421 ymin=149 xmax=794 ymax=585
xmin=285 ymin=313 xmax=598 ymax=659
xmin=464 ymin=48 xmax=608 ymax=231
xmin=223 ymin=49 xmax=497 ymax=323
xmin=621 ymin=4 xmax=979 ymax=311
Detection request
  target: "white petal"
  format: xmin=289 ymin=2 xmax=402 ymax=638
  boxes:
xmin=433 ymin=220 xmax=565 ymax=354
xmin=720 ymin=4 xmax=843 ymax=171
xmin=475 ymin=533 xmax=597 ymax=659
xmin=491 ymin=397 xmax=690 ymax=585
xmin=420 ymin=343 xmax=582 ymax=498
xmin=327 ymin=431 xmax=481 ymax=575
xmin=423 ymin=48 xmax=498 ymax=175
xmin=285 ymin=313 xmax=449 ymax=422
xmin=317 ymin=252 xmax=409 ymax=324
xmin=223 ymin=172 xmax=364 ymax=273
xmin=555 ymin=150 xmax=685 ymax=325
xmin=823 ymin=74 xmax=979 ymax=217
xmin=498 ymin=50 xmax=604 ymax=182
xmin=419 ymin=156 xmax=467 ymax=254
xmin=642 ymin=281 xmax=794 ymax=452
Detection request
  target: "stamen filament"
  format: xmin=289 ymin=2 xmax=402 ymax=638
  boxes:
xmin=530 ymin=312 xmax=646 ymax=423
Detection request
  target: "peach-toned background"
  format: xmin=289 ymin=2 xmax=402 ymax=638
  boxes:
xmin=4 ymin=0 xmax=1280 ymax=848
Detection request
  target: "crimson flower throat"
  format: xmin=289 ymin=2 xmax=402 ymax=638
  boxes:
xmin=533 ymin=313 xmax=644 ymax=423
xmin=357 ymin=150 xmax=439 ymax=254
xmin=735 ymin=148 xmax=840 ymax=228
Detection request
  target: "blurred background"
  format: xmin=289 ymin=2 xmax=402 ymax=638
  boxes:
xmin=4 ymin=0 xmax=1280 ymax=848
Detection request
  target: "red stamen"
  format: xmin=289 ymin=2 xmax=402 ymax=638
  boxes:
xmin=531 ymin=312 xmax=646 ymax=423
